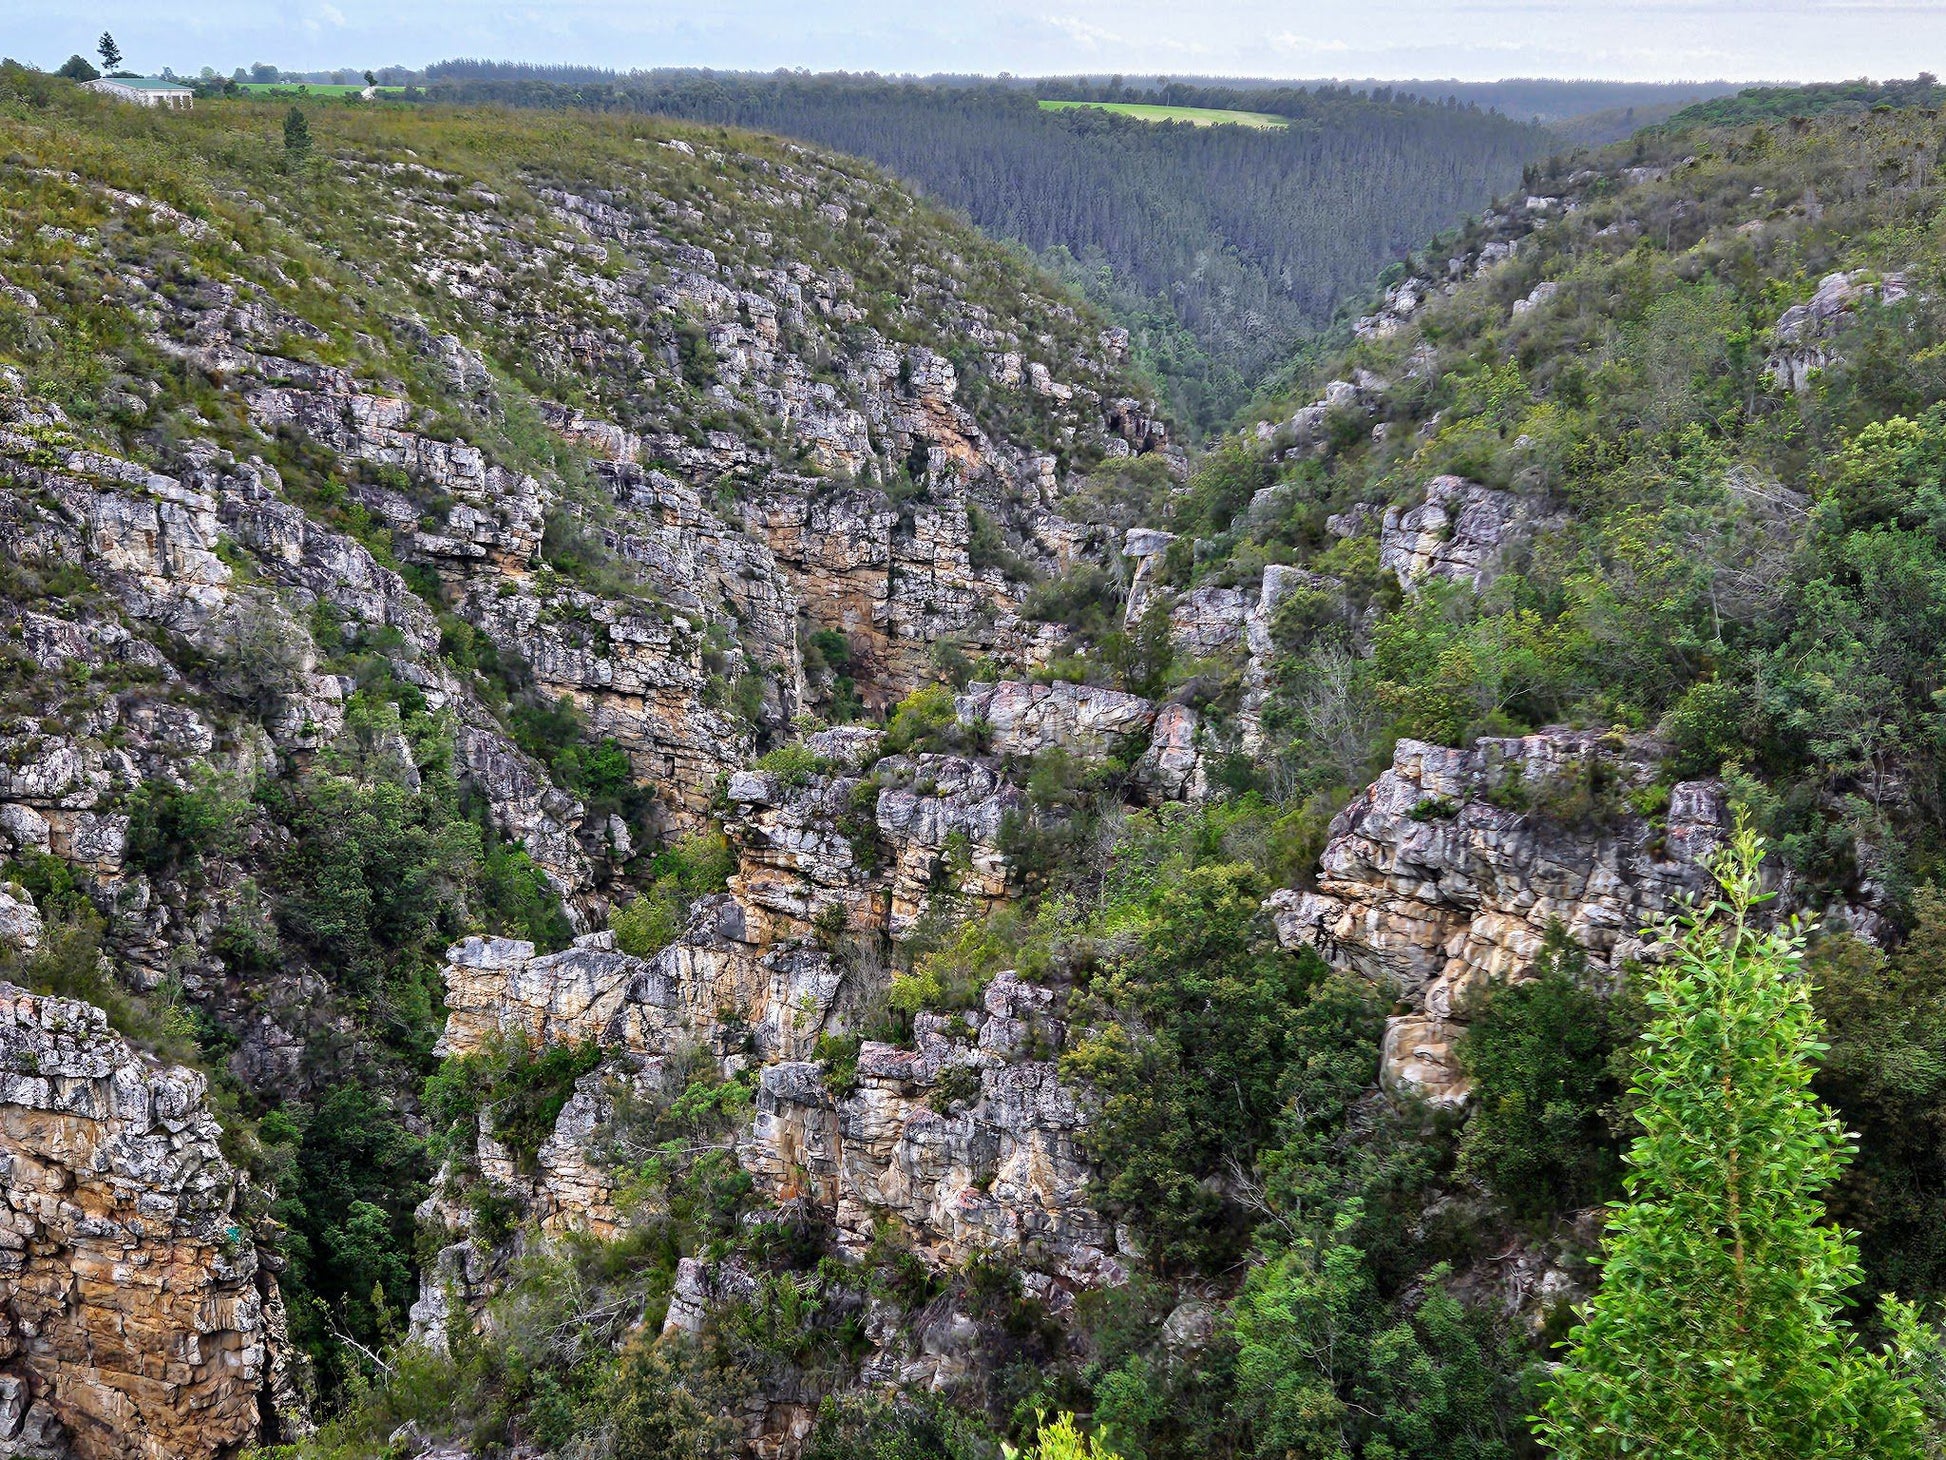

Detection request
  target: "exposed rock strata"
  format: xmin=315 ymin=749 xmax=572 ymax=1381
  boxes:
xmin=1268 ymin=731 xmax=1729 ymax=1104
xmin=743 ymin=972 xmax=1120 ymax=1281
xmin=1 ymin=117 xmax=1176 ymax=1460
xmin=0 ymin=984 xmax=293 ymax=1459
xmin=416 ymin=681 xmax=1193 ymax=1368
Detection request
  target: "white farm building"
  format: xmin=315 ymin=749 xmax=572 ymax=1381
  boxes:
xmin=83 ymin=77 xmax=194 ymax=109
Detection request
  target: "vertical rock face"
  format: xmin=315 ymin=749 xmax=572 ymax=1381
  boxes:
xmin=0 ymin=984 xmax=285 ymax=1460
xmin=416 ymin=683 xmax=1191 ymax=1372
xmin=740 ymin=971 xmax=1121 ymax=1284
xmin=1267 ymin=732 xmax=1729 ymax=1104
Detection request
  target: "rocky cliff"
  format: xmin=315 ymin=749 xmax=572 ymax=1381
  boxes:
xmin=1268 ymin=732 xmax=1729 ymax=1104
xmin=7 ymin=69 xmax=1920 ymax=1460
xmin=0 ymin=974 xmax=300 ymax=1460
xmin=414 ymin=680 xmax=1172 ymax=1344
xmin=0 ymin=91 xmax=1174 ymax=1455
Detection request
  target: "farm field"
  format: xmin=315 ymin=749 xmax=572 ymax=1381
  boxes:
xmin=1037 ymin=99 xmax=1289 ymax=128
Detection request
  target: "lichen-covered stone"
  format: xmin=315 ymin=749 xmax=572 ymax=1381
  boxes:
xmin=1379 ymin=475 xmax=1554 ymax=592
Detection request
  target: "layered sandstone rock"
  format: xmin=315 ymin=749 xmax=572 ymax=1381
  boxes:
xmin=743 ymin=972 xmax=1120 ymax=1281
xmin=437 ymin=931 xmax=650 ymax=1059
xmin=0 ymin=984 xmax=291 ymax=1459
xmin=416 ymin=679 xmax=1191 ymax=1350
xmin=0 ymin=399 xmax=595 ymax=914
xmin=1267 ymin=731 xmax=1728 ymax=1104
xmin=1378 ymin=475 xmax=1555 ymax=592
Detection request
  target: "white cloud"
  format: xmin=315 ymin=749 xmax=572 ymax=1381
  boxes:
xmin=1271 ymin=32 xmax=1351 ymax=53
xmin=1043 ymin=15 xmax=1123 ymax=50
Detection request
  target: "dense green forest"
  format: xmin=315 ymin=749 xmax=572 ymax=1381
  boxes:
xmin=416 ymin=67 xmax=1549 ymax=432
xmin=414 ymin=65 xmax=1735 ymax=126
xmin=1667 ymin=74 xmax=1946 ymax=126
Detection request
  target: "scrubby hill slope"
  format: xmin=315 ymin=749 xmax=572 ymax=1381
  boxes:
xmin=994 ymin=93 xmax=1946 ymax=1446
xmin=0 ymin=70 xmax=1167 ymax=1454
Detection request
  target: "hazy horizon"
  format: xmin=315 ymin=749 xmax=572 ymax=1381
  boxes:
xmin=10 ymin=1 xmax=1944 ymax=88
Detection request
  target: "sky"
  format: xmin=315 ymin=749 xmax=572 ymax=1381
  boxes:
xmin=10 ymin=0 xmax=1946 ymax=83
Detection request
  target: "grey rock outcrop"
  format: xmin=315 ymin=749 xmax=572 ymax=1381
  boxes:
xmin=1766 ymin=269 xmax=1909 ymax=394
xmin=744 ymin=972 xmax=1121 ymax=1283
xmin=1379 ymin=476 xmax=1555 ymax=592
xmin=955 ymin=680 xmax=1156 ymax=759
xmin=1268 ymin=731 xmax=1729 ymax=1103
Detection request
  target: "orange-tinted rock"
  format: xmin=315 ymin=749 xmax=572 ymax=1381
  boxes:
xmin=0 ymin=983 xmax=292 ymax=1459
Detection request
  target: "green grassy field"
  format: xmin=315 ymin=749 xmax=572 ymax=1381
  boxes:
xmin=236 ymin=82 xmax=405 ymax=97
xmin=1037 ymin=99 xmax=1289 ymax=129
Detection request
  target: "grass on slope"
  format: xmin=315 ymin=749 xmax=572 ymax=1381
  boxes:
xmin=1036 ymin=99 xmax=1289 ymax=129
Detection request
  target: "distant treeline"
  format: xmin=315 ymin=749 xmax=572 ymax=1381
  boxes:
xmin=422 ymin=62 xmax=1739 ymax=123
xmin=1667 ymin=75 xmax=1945 ymax=126
xmin=419 ymin=68 xmax=1548 ymax=431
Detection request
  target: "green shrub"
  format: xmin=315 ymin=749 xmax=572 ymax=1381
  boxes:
xmin=1810 ymin=893 xmax=1946 ymax=1302
xmin=424 ymin=1032 xmax=604 ymax=1174
xmin=884 ymin=683 xmax=960 ymax=755
xmin=890 ymin=908 xmax=1034 ymax=1019
xmin=1234 ymin=1227 xmax=1520 ymax=1460
xmin=1011 ymin=1411 xmax=1127 ymax=1460
xmin=1064 ymin=861 xmax=1324 ymax=1270
xmin=802 ymin=1393 xmax=992 ymax=1460
xmin=814 ymin=1031 xmax=863 ymax=1097
xmin=611 ymin=829 xmax=736 ymax=959
xmin=1454 ymin=926 xmax=1627 ymax=1222
xmin=125 ymin=774 xmax=250 ymax=881
xmin=280 ymin=1084 xmax=427 ymax=1382
xmin=755 ymin=740 xmax=833 ymax=787
xmin=613 ymin=891 xmax=683 ymax=959
xmin=1536 ymin=828 xmax=1930 ymax=1459
xmin=589 ymin=1334 xmax=740 ymax=1459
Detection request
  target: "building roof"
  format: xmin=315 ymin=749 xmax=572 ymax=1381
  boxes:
xmin=95 ymin=77 xmax=193 ymax=94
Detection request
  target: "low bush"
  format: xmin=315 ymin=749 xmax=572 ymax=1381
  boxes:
xmin=423 ymin=1031 xmax=604 ymax=1174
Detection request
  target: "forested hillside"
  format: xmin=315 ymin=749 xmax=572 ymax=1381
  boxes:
xmin=1667 ymin=73 xmax=1946 ymax=125
xmin=973 ymin=86 xmax=1946 ymax=1454
xmin=421 ymin=68 xmax=1549 ymax=433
